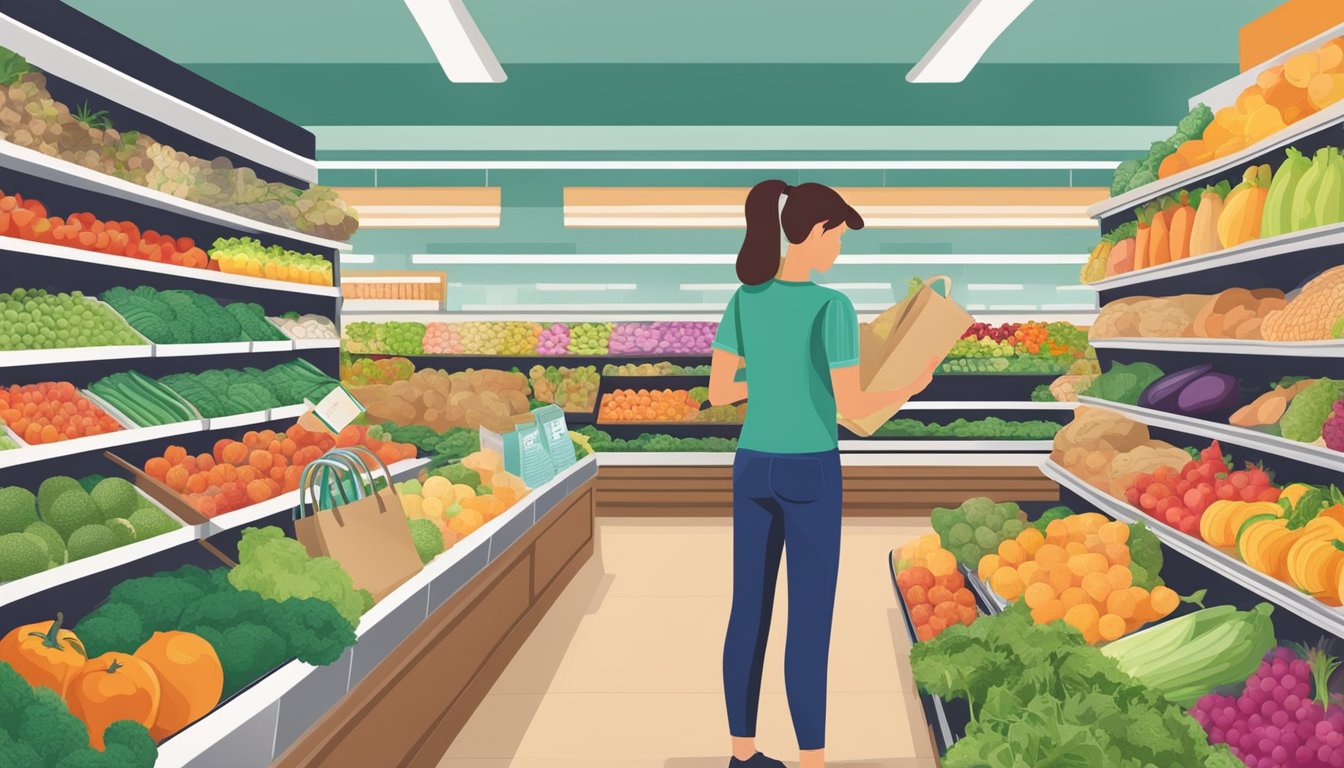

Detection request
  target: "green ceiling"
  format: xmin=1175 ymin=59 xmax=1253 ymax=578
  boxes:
xmin=59 ymin=0 xmax=1278 ymax=154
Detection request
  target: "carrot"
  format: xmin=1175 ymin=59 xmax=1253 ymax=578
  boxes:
xmin=1147 ymin=196 xmax=1175 ymax=267
xmin=1167 ymin=190 xmax=1197 ymax=262
xmin=1133 ymin=203 xmax=1154 ymax=271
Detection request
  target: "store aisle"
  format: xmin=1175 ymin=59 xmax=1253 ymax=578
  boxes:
xmin=439 ymin=518 xmax=939 ymax=768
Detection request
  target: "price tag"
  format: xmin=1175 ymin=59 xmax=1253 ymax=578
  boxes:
xmin=298 ymin=385 xmax=365 ymax=435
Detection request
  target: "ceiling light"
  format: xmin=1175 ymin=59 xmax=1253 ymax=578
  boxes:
xmin=403 ymin=0 xmax=505 ymax=83
xmin=906 ymin=0 xmax=1034 ymax=83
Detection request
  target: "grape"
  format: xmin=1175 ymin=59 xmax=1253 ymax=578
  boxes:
xmin=568 ymin=323 xmax=612 ymax=355
xmin=1323 ymin=399 xmax=1344 ymax=452
xmin=537 ymin=323 xmax=570 ymax=355
xmin=0 ymin=287 xmax=145 ymax=350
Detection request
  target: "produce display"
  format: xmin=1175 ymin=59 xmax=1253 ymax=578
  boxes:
xmin=536 ymin=323 xmax=569 ymax=355
xmin=366 ymin=423 xmax=479 ymax=469
xmin=340 ymin=355 xmax=415 ymax=386
xmin=871 ymin=416 xmax=1060 ymax=440
xmin=528 ymin=365 xmax=601 ymax=413
xmin=228 ymin=526 xmax=372 ymax=627
xmin=942 ymin=321 xmax=1093 ymax=375
xmin=0 ymin=49 xmax=358 ymax=240
xmin=1126 ymin=441 xmax=1280 ymax=535
xmin=0 ymin=287 xmax=144 ymax=351
xmin=88 ymin=371 xmax=198 ymax=427
xmin=1091 ymin=288 xmax=1288 ymax=340
xmin=208 ymin=237 xmax=333 ymax=286
xmin=577 ymin=425 xmax=737 ymax=452
xmin=568 ymin=322 xmax=612 ymax=355
xmin=351 ymin=368 xmax=532 ymax=433
xmin=598 ymin=388 xmax=701 ymax=422
xmin=607 ymin=321 xmax=717 ymax=355
xmin=602 ymin=361 xmax=713 ymax=376
xmin=892 ymin=538 xmax=979 ymax=641
xmin=0 ymin=381 xmax=123 ymax=444
xmin=1193 ymin=643 xmax=1344 ymax=767
xmin=343 ymin=321 xmax=426 ymax=356
xmin=0 ymin=190 xmax=210 ymax=267
xmin=159 ymin=360 xmax=339 ymax=418
xmin=396 ymin=450 xmax=530 ymax=546
xmin=142 ymin=425 xmax=415 ymax=518
xmin=1051 ymin=406 xmax=1192 ymax=497
xmin=0 ymin=475 xmax=179 ymax=582
xmin=101 ymin=286 xmax=289 ymax=345
xmin=342 ymin=278 xmax=443 ymax=301
xmin=909 ymin=602 xmax=1242 ymax=767
xmin=270 ymin=313 xmax=338 ymax=340
xmin=977 ymin=512 xmax=1176 ymax=642
xmin=1138 ymin=364 xmax=1239 ymax=416
xmin=1108 ymin=37 xmax=1344 ymax=199
xmin=1080 ymin=361 xmax=1165 ymax=405
xmin=929 ymin=496 xmax=1027 ymax=569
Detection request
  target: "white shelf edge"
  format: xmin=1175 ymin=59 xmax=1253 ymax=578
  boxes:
xmin=338 ymin=311 xmax=1095 ymax=325
xmin=1077 ymin=397 xmax=1344 ymax=473
xmin=291 ymin=337 xmax=341 ymax=350
xmin=1041 ymin=458 xmax=1344 ymax=637
xmin=0 ymin=12 xmax=317 ymax=184
xmin=412 ymin=253 xmax=1089 ymax=266
xmin=324 ymin=160 xmax=1122 ymax=171
xmin=249 ymin=340 xmax=295 ymax=354
xmin=0 ymin=419 xmax=204 ymax=469
xmin=204 ymin=458 xmax=430 ymax=536
xmin=0 ymin=236 xmax=341 ymax=295
xmin=154 ymin=341 xmax=252 ymax=358
xmin=837 ymin=440 xmax=1054 ymax=452
xmin=1087 ymin=221 xmax=1344 ymax=291
xmin=1088 ymin=337 xmax=1344 ymax=357
xmin=0 ymin=140 xmax=350 ymax=251
xmin=899 ymin=400 xmax=1077 ymax=411
xmin=342 ymin=300 xmax=442 ymax=313
xmin=1090 ymin=100 xmax=1344 ymax=220
xmin=0 ymin=343 xmax=150 ymax=368
xmin=202 ymin=410 xmax=275 ymax=432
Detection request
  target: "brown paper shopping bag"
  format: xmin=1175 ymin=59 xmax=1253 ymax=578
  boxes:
xmin=840 ymin=275 xmax=973 ymax=437
xmin=293 ymin=447 xmax=422 ymax=601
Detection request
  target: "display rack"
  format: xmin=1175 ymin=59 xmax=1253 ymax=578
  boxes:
xmin=1090 ymin=338 xmax=1344 ymax=357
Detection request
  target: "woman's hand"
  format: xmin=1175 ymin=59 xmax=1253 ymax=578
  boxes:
xmin=708 ymin=348 xmax=749 ymax=406
xmin=833 ymin=355 xmax=942 ymax=420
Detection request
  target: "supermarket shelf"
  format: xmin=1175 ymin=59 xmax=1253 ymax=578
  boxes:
xmin=0 ymin=344 xmax=151 ymax=368
xmin=898 ymin=401 xmax=1077 ymax=411
xmin=0 ymin=236 xmax=342 ymax=296
xmin=1188 ymin=22 xmax=1344 ymax=111
xmin=889 ymin=552 xmax=962 ymax=754
xmin=155 ymin=341 xmax=252 ymax=358
xmin=838 ymin=440 xmax=1054 ymax=452
xmin=0 ymin=487 xmax=199 ymax=609
xmin=342 ymin=299 xmax=442 ymax=313
xmin=1089 ymin=99 xmax=1344 ymax=220
xmin=292 ymin=337 xmax=341 ymax=350
xmin=250 ymin=340 xmax=294 ymax=355
xmin=595 ymin=452 xmax=1048 ymax=467
xmin=1086 ymin=221 xmax=1344 ymax=291
xmin=1077 ymin=396 xmax=1344 ymax=473
xmin=1041 ymin=459 xmax=1344 ymax=637
xmin=413 ymin=253 xmax=1090 ymax=266
xmin=0 ymin=9 xmax=316 ymax=184
xmin=269 ymin=403 xmax=309 ymax=421
xmin=0 ymin=420 xmax=203 ymax=469
xmin=961 ymin=565 xmax=1009 ymax=614
xmin=339 ymin=310 xmax=1094 ymax=326
xmin=156 ymin=456 xmax=598 ymax=768
xmin=204 ymin=458 xmax=429 ymax=536
xmin=1089 ymin=337 xmax=1344 ymax=357
xmin=0 ymin=140 xmax=349 ymax=252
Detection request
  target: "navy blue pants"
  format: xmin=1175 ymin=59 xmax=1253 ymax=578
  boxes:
xmin=723 ymin=448 xmax=843 ymax=751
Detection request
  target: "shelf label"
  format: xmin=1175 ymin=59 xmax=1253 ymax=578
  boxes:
xmin=298 ymin=386 xmax=365 ymax=435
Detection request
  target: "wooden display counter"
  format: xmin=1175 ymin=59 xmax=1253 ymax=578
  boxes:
xmin=594 ymin=453 xmax=1059 ymax=516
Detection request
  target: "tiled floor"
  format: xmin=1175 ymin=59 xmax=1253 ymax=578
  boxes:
xmin=437 ymin=518 xmax=940 ymax=768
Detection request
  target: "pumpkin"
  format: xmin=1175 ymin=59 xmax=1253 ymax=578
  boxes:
xmin=66 ymin=653 xmax=161 ymax=749
xmin=1286 ymin=518 xmax=1344 ymax=604
xmin=1202 ymin=500 xmax=1283 ymax=548
xmin=1238 ymin=515 xmax=1303 ymax=581
xmin=134 ymin=631 xmax=223 ymax=741
xmin=0 ymin=612 xmax=87 ymax=697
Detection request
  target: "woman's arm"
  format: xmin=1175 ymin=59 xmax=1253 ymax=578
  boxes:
xmin=832 ymin=355 xmax=940 ymax=420
xmin=708 ymin=348 xmax=748 ymax=406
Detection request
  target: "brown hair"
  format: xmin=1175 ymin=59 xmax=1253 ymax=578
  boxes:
xmin=736 ymin=180 xmax=864 ymax=285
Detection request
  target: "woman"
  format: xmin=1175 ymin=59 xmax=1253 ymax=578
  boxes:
xmin=709 ymin=180 xmax=939 ymax=768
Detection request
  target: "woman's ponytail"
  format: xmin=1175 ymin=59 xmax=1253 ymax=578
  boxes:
xmin=736 ymin=179 xmax=790 ymax=286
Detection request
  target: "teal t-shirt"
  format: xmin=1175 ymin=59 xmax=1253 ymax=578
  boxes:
xmin=712 ymin=279 xmax=860 ymax=454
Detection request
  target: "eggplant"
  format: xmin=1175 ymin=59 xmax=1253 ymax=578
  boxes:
xmin=1139 ymin=364 xmax=1214 ymax=411
xmin=1176 ymin=372 xmax=1240 ymax=415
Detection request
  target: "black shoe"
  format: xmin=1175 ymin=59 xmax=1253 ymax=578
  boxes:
xmin=729 ymin=753 xmax=786 ymax=768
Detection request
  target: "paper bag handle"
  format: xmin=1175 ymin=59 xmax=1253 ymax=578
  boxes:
xmin=923 ymin=275 xmax=952 ymax=297
xmin=330 ymin=446 xmax=395 ymax=486
xmin=322 ymin=451 xmax=377 ymax=499
xmin=295 ymin=458 xmax=356 ymax=521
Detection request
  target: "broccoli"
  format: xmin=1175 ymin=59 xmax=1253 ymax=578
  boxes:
xmin=930 ymin=506 xmax=958 ymax=534
xmin=1110 ymin=158 xmax=1142 ymax=196
xmin=74 ymin=602 xmax=146 ymax=658
xmin=228 ymin=526 xmax=370 ymax=627
xmin=0 ymin=532 xmax=49 ymax=582
xmin=409 ymin=518 xmax=445 ymax=564
xmin=0 ymin=486 xmax=37 ymax=534
xmin=1127 ymin=168 xmax=1158 ymax=192
xmin=1178 ymin=103 xmax=1214 ymax=141
xmin=100 ymin=569 xmax=208 ymax=634
xmin=257 ymin=596 xmax=355 ymax=667
xmin=0 ymin=728 xmax=41 ymax=768
xmin=43 ymin=490 xmax=100 ymax=540
xmin=189 ymin=623 xmax=288 ymax=697
xmin=1002 ymin=519 xmax=1025 ymax=538
xmin=66 ymin=524 xmax=119 ymax=561
xmin=946 ymin=522 xmax=974 ymax=547
xmin=1143 ymin=140 xmax=1176 ymax=172
xmin=1127 ymin=521 xmax=1164 ymax=589
xmin=1280 ymin=378 xmax=1344 ymax=443
xmin=0 ymin=661 xmax=35 ymax=731
xmin=960 ymin=497 xmax=994 ymax=526
xmin=432 ymin=462 xmax=481 ymax=488
xmin=17 ymin=685 xmax=90 ymax=767
xmin=99 ymin=721 xmax=156 ymax=768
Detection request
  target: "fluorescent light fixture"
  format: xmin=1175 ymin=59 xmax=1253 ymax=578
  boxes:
xmin=339 ymin=253 xmax=377 ymax=264
xmin=907 ymin=0 xmax=1034 ymax=83
xmin=967 ymin=283 xmax=1025 ymax=291
xmin=534 ymin=283 xmax=637 ymax=291
xmin=332 ymin=187 xmax=500 ymax=228
xmin=403 ymin=0 xmax=506 ymax=83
